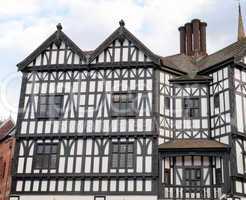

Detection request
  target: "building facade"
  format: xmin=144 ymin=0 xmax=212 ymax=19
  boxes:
xmin=10 ymin=10 xmax=246 ymax=200
xmin=0 ymin=119 xmax=15 ymax=200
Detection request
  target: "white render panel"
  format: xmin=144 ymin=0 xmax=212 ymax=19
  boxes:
xmin=236 ymin=94 xmax=244 ymax=132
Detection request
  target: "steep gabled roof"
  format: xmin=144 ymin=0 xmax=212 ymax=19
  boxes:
xmin=17 ymin=27 xmax=88 ymax=70
xmin=89 ymin=21 xmax=160 ymax=65
xmin=161 ymin=54 xmax=198 ymax=74
xmin=0 ymin=119 xmax=15 ymax=142
xmin=198 ymin=38 xmax=246 ymax=71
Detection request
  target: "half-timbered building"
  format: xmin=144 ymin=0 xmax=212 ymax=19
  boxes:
xmin=10 ymin=5 xmax=246 ymax=200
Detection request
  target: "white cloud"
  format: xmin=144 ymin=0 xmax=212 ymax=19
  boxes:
xmin=0 ymin=0 xmax=42 ymax=16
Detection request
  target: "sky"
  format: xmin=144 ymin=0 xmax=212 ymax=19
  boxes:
xmin=0 ymin=0 xmax=243 ymax=121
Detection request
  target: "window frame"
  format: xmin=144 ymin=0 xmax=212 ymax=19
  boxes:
xmin=164 ymin=168 xmax=171 ymax=185
xmin=183 ymin=97 xmax=200 ymax=119
xmin=214 ymin=93 xmax=220 ymax=109
xmin=164 ymin=96 xmax=171 ymax=110
xmin=34 ymin=143 xmax=59 ymax=170
xmin=215 ymin=168 xmax=222 ymax=185
xmin=37 ymin=95 xmax=64 ymax=119
xmin=184 ymin=168 xmax=202 ymax=192
xmin=111 ymin=92 xmax=138 ymax=117
xmin=111 ymin=142 xmax=135 ymax=169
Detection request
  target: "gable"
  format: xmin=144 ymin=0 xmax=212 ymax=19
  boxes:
xmin=89 ymin=24 xmax=160 ymax=65
xmin=91 ymin=38 xmax=153 ymax=64
xmin=27 ymin=41 xmax=86 ymax=67
xmin=17 ymin=30 xmax=87 ymax=70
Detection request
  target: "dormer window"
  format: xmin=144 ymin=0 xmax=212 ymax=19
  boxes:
xmin=183 ymin=98 xmax=200 ymax=119
xmin=111 ymin=92 xmax=137 ymax=117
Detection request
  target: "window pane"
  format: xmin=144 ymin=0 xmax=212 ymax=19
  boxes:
xmin=50 ymin=155 xmax=57 ymax=168
xmin=55 ymin=96 xmax=63 ymax=104
xmin=193 ymin=99 xmax=199 ymax=107
xmin=38 ymin=95 xmax=63 ymax=119
xmin=51 ymin=145 xmax=58 ymax=154
xmin=112 ymin=144 xmax=118 ymax=153
xmin=214 ymin=94 xmax=220 ymax=108
xmin=128 ymin=144 xmax=133 ymax=153
xmin=165 ymin=97 xmax=170 ymax=109
xmin=40 ymin=96 xmax=47 ymax=104
xmin=113 ymin=95 xmax=120 ymax=103
xmin=37 ymin=145 xmax=43 ymax=154
xmin=127 ymin=154 xmax=133 ymax=168
xmin=120 ymin=144 xmax=127 ymax=152
xmin=112 ymin=154 xmax=118 ymax=168
xmin=44 ymin=145 xmax=51 ymax=153
xmin=43 ymin=155 xmax=49 ymax=168
xmin=120 ymin=94 xmax=128 ymax=102
xmin=35 ymin=156 xmax=43 ymax=169
xmin=119 ymin=154 xmax=126 ymax=168
xmin=111 ymin=93 xmax=137 ymax=117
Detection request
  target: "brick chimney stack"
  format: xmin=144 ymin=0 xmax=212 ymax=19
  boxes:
xmin=179 ymin=19 xmax=207 ymax=57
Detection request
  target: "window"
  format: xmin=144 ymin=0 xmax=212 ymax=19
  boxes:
xmin=34 ymin=143 xmax=59 ymax=169
xmin=111 ymin=142 xmax=134 ymax=169
xmin=38 ymin=95 xmax=63 ymax=119
xmin=164 ymin=169 xmax=171 ymax=184
xmin=215 ymin=168 xmax=222 ymax=184
xmin=184 ymin=168 xmax=201 ymax=192
xmin=183 ymin=98 xmax=200 ymax=118
xmin=111 ymin=93 xmax=137 ymax=117
xmin=165 ymin=97 xmax=171 ymax=109
xmin=214 ymin=93 xmax=220 ymax=108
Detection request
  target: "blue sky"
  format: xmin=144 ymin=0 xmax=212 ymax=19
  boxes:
xmin=0 ymin=0 xmax=243 ymax=120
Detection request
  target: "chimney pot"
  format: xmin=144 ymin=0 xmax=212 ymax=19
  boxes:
xmin=185 ymin=23 xmax=192 ymax=56
xmin=178 ymin=19 xmax=207 ymax=57
xmin=179 ymin=26 xmax=186 ymax=54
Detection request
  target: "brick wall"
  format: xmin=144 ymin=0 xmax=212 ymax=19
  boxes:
xmin=0 ymin=137 xmax=15 ymax=200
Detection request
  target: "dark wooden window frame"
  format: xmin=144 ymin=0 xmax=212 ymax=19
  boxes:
xmin=164 ymin=168 xmax=171 ymax=185
xmin=37 ymin=95 xmax=64 ymax=119
xmin=214 ymin=93 xmax=220 ymax=109
xmin=215 ymin=168 xmax=222 ymax=185
xmin=183 ymin=97 xmax=200 ymax=119
xmin=184 ymin=168 xmax=202 ymax=192
xmin=34 ymin=143 xmax=59 ymax=170
xmin=111 ymin=142 xmax=134 ymax=169
xmin=111 ymin=92 xmax=138 ymax=117
xmin=165 ymin=96 xmax=171 ymax=110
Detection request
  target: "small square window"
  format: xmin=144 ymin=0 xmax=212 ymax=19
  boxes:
xmin=111 ymin=142 xmax=134 ymax=169
xmin=184 ymin=168 xmax=201 ymax=192
xmin=183 ymin=98 xmax=200 ymax=119
xmin=38 ymin=95 xmax=63 ymax=119
xmin=111 ymin=92 xmax=137 ymax=117
xmin=34 ymin=143 xmax=59 ymax=169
